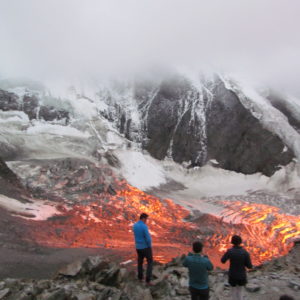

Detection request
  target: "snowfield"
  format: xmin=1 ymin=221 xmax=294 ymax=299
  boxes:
xmin=0 ymin=194 xmax=62 ymax=221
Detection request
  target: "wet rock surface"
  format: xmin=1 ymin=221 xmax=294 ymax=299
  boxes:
xmin=0 ymin=242 xmax=299 ymax=300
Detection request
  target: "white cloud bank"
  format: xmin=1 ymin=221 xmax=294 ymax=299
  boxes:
xmin=0 ymin=0 xmax=300 ymax=95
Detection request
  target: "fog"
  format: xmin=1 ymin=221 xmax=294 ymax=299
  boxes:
xmin=0 ymin=0 xmax=300 ymax=95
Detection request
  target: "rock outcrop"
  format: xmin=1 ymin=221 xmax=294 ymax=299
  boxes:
xmin=205 ymin=79 xmax=293 ymax=176
xmin=0 ymin=90 xmax=20 ymax=111
xmin=0 ymin=241 xmax=299 ymax=300
xmin=0 ymin=157 xmax=28 ymax=200
xmin=8 ymin=158 xmax=117 ymax=202
xmin=0 ymin=89 xmax=69 ymax=124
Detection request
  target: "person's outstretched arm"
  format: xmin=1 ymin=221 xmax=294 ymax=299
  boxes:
xmin=221 ymin=250 xmax=229 ymax=264
xmin=143 ymin=225 xmax=152 ymax=248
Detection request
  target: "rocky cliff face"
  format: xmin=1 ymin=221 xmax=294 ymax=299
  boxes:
xmin=0 ymin=74 xmax=297 ymax=176
xmin=205 ymin=79 xmax=293 ymax=175
xmin=98 ymin=74 xmax=295 ymax=176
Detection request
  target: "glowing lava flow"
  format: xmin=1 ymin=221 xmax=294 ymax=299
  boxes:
xmin=207 ymin=201 xmax=300 ymax=265
xmin=23 ymin=183 xmax=300 ymax=266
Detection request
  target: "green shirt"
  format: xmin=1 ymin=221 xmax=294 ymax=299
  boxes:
xmin=183 ymin=253 xmax=214 ymax=290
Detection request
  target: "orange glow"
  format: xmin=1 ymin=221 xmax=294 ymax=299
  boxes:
xmin=210 ymin=201 xmax=300 ymax=264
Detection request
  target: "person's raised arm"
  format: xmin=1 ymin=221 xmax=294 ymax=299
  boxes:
xmin=221 ymin=250 xmax=229 ymax=264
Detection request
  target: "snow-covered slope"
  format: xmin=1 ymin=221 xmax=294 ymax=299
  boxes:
xmin=1 ymin=72 xmax=300 ymax=194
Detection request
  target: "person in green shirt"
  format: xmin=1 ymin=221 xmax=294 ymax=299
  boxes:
xmin=183 ymin=241 xmax=214 ymax=300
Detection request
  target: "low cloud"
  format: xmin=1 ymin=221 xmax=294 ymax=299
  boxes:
xmin=0 ymin=0 xmax=300 ymax=95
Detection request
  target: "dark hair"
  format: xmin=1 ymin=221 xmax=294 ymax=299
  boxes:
xmin=193 ymin=241 xmax=203 ymax=253
xmin=279 ymin=296 xmax=295 ymax=300
xmin=231 ymin=235 xmax=242 ymax=246
xmin=139 ymin=213 xmax=149 ymax=220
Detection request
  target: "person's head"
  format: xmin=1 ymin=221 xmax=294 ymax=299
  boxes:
xmin=279 ymin=295 xmax=295 ymax=300
xmin=139 ymin=213 xmax=149 ymax=223
xmin=231 ymin=235 xmax=242 ymax=246
xmin=192 ymin=241 xmax=203 ymax=253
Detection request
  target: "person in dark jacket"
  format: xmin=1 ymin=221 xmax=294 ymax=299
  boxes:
xmin=133 ymin=213 xmax=153 ymax=284
xmin=221 ymin=235 xmax=252 ymax=300
xmin=183 ymin=241 xmax=214 ymax=300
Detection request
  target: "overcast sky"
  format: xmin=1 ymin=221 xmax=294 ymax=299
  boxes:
xmin=0 ymin=0 xmax=299 ymax=95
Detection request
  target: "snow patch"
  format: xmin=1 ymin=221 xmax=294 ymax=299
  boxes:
xmin=167 ymin=163 xmax=269 ymax=197
xmin=116 ymin=150 xmax=167 ymax=190
xmin=0 ymin=194 xmax=62 ymax=221
xmin=68 ymin=97 xmax=98 ymax=119
xmin=106 ymin=131 xmax=125 ymax=147
xmin=0 ymin=111 xmax=29 ymax=123
xmin=27 ymin=122 xmax=91 ymax=138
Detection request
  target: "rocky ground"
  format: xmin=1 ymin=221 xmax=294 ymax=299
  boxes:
xmin=0 ymin=242 xmax=299 ymax=300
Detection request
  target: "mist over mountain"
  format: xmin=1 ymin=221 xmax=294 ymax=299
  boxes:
xmin=0 ymin=0 xmax=300 ymax=97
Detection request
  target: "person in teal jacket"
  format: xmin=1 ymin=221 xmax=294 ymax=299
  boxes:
xmin=183 ymin=241 xmax=214 ymax=300
xmin=133 ymin=213 xmax=153 ymax=284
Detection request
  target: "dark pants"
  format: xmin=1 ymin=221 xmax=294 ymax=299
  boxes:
xmin=189 ymin=287 xmax=209 ymax=300
xmin=228 ymin=276 xmax=247 ymax=286
xmin=136 ymin=247 xmax=153 ymax=282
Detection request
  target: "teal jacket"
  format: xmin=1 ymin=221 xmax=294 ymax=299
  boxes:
xmin=183 ymin=253 xmax=214 ymax=290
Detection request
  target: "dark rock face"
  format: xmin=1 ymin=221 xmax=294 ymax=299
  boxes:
xmin=23 ymin=94 xmax=39 ymax=120
xmin=206 ymin=79 xmax=294 ymax=176
xmin=146 ymin=77 xmax=190 ymax=160
xmin=0 ymin=158 xmax=20 ymax=185
xmin=144 ymin=76 xmax=294 ymax=175
xmin=101 ymin=75 xmax=294 ymax=176
xmin=0 ymin=89 xmax=69 ymax=124
xmin=39 ymin=105 xmax=70 ymax=123
xmin=171 ymin=102 xmax=206 ymax=166
xmin=145 ymin=76 xmax=208 ymax=165
xmin=0 ymin=157 xmax=28 ymax=199
xmin=0 ymin=90 xmax=20 ymax=111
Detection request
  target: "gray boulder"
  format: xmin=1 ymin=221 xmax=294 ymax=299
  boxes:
xmin=0 ymin=288 xmax=10 ymax=299
xmin=0 ymin=90 xmax=20 ymax=111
